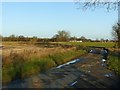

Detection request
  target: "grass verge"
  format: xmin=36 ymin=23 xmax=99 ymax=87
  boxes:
xmin=107 ymin=55 xmax=120 ymax=76
xmin=2 ymin=48 xmax=86 ymax=84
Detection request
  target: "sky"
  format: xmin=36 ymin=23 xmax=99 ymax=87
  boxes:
xmin=2 ymin=2 xmax=118 ymax=40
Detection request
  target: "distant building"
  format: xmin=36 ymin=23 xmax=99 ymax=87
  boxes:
xmin=69 ymin=40 xmax=82 ymax=42
xmin=79 ymin=40 xmax=82 ymax=42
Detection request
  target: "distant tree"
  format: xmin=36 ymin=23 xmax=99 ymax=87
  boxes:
xmin=18 ymin=35 xmax=24 ymax=38
xmin=0 ymin=35 xmax=2 ymax=42
xmin=8 ymin=34 xmax=16 ymax=41
xmin=80 ymin=36 xmax=87 ymax=41
xmin=105 ymin=39 xmax=109 ymax=42
xmin=53 ymin=30 xmax=71 ymax=42
xmin=18 ymin=35 xmax=25 ymax=41
xmin=9 ymin=34 xmax=15 ymax=38
xmin=30 ymin=36 xmax=38 ymax=43
xmin=70 ymin=36 xmax=77 ymax=41
xmin=100 ymin=38 xmax=104 ymax=42
xmin=52 ymin=34 xmax=58 ymax=42
xmin=112 ymin=23 xmax=120 ymax=48
xmin=80 ymin=36 xmax=86 ymax=39
xmin=87 ymin=39 xmax=92 ymax=42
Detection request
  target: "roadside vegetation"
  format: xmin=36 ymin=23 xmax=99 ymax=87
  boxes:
xmin=2 ymin=45 xmax=86 ymax=84
xmin=107 ymin=53 xmax=120 ymax=76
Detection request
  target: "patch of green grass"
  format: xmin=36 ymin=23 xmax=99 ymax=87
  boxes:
xmin=49 ymin=50 xmax=86 ymax=65
xmin=21 ymin=61 xmax=40 ymax=78
xmin=107 ymin=55 xmax=120 ymax=75
xmin=34 ymin=57 xmax=57 ymax=72
xmin=52 ymin=42 xmax=115 ymax=48
xmin=2 ymin=63 xmax=16 ymax=84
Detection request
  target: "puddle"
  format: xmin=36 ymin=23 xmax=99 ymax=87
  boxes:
xmin=89 ymin=49 xmax=101 ymax=54
xmin=101 ymin=63 xmax=106 ymax=67
xmin=56 ymin=59 xmax=80 ymax=68
xmin=87 ymin=71 xmax=91 ymax=73
xmin=104 ymin=73 xmax=113 ymax=78
xmin=70 ymin=81 xmax=77 ymax=86
xmin=102 ymin=59 xmax=106 ymax=62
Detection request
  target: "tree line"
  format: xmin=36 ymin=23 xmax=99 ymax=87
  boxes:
xmin=0 ymin=22 xmax=119 ymax=47
xmin=0 ymin=31 xmax=112 ymax=43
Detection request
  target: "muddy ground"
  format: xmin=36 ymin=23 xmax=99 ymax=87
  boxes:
xmin=2 ymin=53 xmax=119 ymax=89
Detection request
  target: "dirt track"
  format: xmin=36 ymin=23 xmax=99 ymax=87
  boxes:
xmin=3 ymin=53 xmax=119 ymax=88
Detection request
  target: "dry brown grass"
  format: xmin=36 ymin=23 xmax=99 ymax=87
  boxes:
xmin=2 ymin=45 xmax=70 ymax=66
xmin=2 ymin=43 xmax=86 ymax=84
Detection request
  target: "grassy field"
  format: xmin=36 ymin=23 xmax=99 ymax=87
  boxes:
xmin=51 ymin=42 xmax=115 ymax=48
xmin=3 ymin=41 xmax=115 ymax=48
xmin=2 ymin=44 xmax=86 ymax=84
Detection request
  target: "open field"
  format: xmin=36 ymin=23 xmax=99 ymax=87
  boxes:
xmin=51 ymin=42 xmax=115 ymax=48
xmin=2 ymin=41 xmax=115 ymax=48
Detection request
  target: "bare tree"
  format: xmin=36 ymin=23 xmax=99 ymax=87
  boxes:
xmin=53 ymin=30 xmax=71 ymax=42
xmin=112 ymin=23 xmax=120 ymax=48
xmin=74 ymin=0 xmax=120 ymax=47
xmin=74 ymin=0 xmax=119 ymax=11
